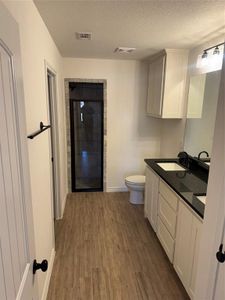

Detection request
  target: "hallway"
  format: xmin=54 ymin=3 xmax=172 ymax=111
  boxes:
xmin=47 ymin=192 xmax=189 ymax=300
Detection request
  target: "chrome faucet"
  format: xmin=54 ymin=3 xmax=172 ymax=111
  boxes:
xmin=198 ymin=151 xmax=209 ymax=160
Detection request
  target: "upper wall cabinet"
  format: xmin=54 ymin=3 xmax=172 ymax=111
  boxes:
xmin=146 ymin=49 xmax=189 ymax=118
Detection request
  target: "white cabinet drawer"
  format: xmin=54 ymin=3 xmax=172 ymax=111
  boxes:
xmin=159 ymin=180 xmax=178 ymax=211
xmin=158 ymin=195 xmax=177 ymax=238
xmin=157 ymin=217 xmax=175 ymax=263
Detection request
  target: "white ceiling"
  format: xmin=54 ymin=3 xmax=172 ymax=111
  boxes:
xmin=34 ymin=0 xmax=225 ymax=60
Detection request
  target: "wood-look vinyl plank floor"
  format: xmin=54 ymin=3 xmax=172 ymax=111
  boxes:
xmin=47 ymin=192 xmax=189 ymax=300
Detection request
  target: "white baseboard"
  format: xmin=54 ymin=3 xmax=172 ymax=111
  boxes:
xmin=106 ymin=187 xmax=128 ymax=192
xmin=41 ymin=248 xmax=55 ymax=300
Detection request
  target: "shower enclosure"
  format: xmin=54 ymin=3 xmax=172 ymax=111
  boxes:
xmin=69 ymin=82 xmax=104 ymax=192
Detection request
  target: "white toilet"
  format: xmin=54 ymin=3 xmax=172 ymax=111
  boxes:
xmin=125 ymin=175 xmax=146 ymax=204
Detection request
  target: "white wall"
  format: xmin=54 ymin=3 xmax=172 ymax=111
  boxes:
xmin=63 ymin=58 xmax=161 ymax=191
xmin=160 ymin=119 xmax=186 ymax=157
xmin=2 ymin=1 xmax=67 ymax=298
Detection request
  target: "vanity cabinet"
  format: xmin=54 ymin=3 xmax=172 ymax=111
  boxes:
xmin=144 ymin=164 xmax=203 ymax=299
xmin=146 ymin=49 xmax=188 ymax=118
xmin=174 ymin=200 xmax=202 ymax=299
xmin=144 ymin=166 xmax=159 ymax=232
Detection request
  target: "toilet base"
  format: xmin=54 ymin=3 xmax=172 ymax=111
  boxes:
xmin=129 ymin=190 xmax=144 ymax=204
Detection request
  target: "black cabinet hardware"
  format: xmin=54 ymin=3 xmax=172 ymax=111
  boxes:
xmin=216 ymin=244 xmax=225 ymax=263
xmin=33 ymin=259 xmax=48 ymax=274
xmin=27 ymin=122 xmax=51 ymax=139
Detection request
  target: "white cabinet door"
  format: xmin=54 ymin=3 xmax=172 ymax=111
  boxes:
xmin=146 ymin=55 xmax=165 ymax=117
xmin=174 ymin=201 xmax=202 ymax=299
xmin=162 ymin=50 xmax=188 ymax=118
xmin=146 ymin=49 xmax=188 ymax=119
xmin=188 ymin=217 xmax=202 ymax=299
xmin=145 ymin=167 xmax=159 ymax=232
xmin=174 ymin=201 xmax=192 ymax=289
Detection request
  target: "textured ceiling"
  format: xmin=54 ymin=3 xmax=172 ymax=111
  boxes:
xmin=34 ymin=0 xmax=225 ymax=60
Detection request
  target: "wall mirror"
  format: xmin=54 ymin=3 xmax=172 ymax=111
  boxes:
xmin=184 ymin=69 xmax=221 ymax=161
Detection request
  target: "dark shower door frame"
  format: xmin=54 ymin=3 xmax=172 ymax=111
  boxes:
xmin=69 ymin=98 xmax=104 ymax=192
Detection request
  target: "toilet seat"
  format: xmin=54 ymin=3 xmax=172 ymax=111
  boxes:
xmin=125 ymin=175 xmax=145 ymax=185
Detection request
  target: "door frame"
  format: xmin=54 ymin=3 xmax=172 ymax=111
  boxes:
xmin=44 ymin=61 xmax=61 ymax=220
xmin=64 ymin=78 xmax=107 ymax=192
xmin=194 ymin=47 xmax=225 ymax=299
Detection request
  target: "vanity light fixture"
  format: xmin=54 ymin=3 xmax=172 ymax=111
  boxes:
xmin=199 ymin=42 xmax=224 ymax=69
xmin=202 ymin=42 xmax=224 ymax=57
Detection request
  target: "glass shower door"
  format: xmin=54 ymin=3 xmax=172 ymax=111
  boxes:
xmin=70 ymin=99 xmax=103 ymax=191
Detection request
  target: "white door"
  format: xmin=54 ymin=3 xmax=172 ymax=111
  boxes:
xmin=213 ymin=221 xmax=225 ymax=299
xmin=0 ymin=3 xmax=36 ymax=300
xmin=194 ymin=47 xmax=225 ymax=299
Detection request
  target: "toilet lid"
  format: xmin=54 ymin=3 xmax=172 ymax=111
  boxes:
xmin=125 ymin=175 xmax=145 ymax=185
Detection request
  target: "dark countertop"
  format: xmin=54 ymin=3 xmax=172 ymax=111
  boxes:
xmin=144 ymin=158 xmax=208 ymax=218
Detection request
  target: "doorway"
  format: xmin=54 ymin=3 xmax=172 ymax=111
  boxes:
xmin=46 ymin=65 xmax=61 ymax=220
xmin=69 ymin=82 xmax=104 ymax=192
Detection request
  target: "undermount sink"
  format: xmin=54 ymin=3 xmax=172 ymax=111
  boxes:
xmin=196 ymin=195 xmax=206 ymax=205
xmin=157 ymin=162 xmax=186 ymax=172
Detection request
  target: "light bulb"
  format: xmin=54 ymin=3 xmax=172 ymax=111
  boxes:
xmin=200 ymin=50 xmax=208 ymax=67
xmin=202 ymin=50 xmax=208 ymax=59
xmin=201 ymin=56 xmax=208 ymax=67
xmin=213 ymin=46 xmax=220 ymax=55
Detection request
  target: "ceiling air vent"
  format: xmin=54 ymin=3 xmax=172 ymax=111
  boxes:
xmin=76 ymin=32 xmax=92 ymax=40
xmin=114 ymin=47 xmax=136 ymax=53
